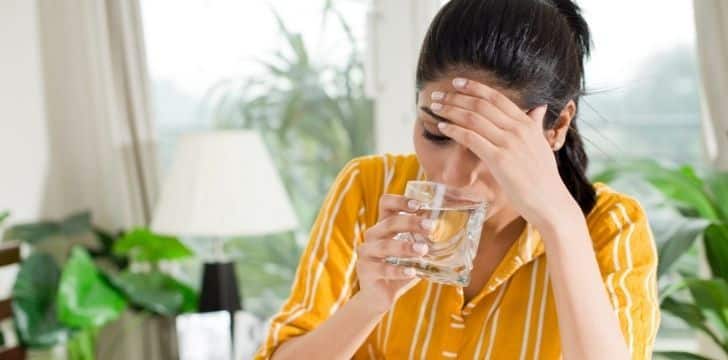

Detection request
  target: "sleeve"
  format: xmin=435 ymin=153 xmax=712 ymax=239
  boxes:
xmin=253 ymin=159 xmax=366 ymax=359
xmin=589 ymin=195 xmax=660 ymax=360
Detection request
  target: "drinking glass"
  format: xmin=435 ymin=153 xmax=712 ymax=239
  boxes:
xmin=387 ymin=181 xmax=487 ymax=286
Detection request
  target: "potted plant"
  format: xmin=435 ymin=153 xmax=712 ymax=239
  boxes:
xmin=3 ymin=211 xmax=199 ymax=360
xmin=595 ymin=160 xmax=728 ymax=359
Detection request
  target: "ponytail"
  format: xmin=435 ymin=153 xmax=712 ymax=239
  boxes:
xmin=555 ymin=121 xmax=597 ymax=215
xmin=549 ymin=0 xmax=597 ymax=215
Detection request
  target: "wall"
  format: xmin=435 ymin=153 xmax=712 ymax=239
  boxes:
xmin=0 ymin=0 xmax=50 ymax=225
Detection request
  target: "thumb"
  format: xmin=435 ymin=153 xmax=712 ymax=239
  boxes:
xmin=528 ymin=105 xmax=549 ymax=129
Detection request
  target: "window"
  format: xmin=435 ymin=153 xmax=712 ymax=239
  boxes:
xmin=579 ymin=0 xmax=702 ymax=167
xmin=578 ymin=0 xmax=702 ymax=351
xmin=141 ymin=0 xmax=372 ymax=318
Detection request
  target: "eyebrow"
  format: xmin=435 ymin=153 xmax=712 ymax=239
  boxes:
xmin=418 ymin=106 xmax=452 ymax=124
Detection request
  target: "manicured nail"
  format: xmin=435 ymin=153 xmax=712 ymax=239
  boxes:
xmin=431 ymin=91 xmax=445 ymax=101
xmin=407 ymin=199 xmax=420 ymax=210
xmin=412 ymin=242 xmax=428 ymax=254
xmin=437 ymin=122 xmax=448 ymax=130
xmin=430 ymin=102 xmax=443 ymax=112
xmin=421 ymin=219 xmax=434 ymax=230
xmin=453 ymin=78 xmax=467 ymax=88
xmin=404 ymin=267 xmax=416 ymax=277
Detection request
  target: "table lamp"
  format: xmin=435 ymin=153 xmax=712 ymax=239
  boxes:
xmin=151 ymin=130 xmax=298 ymax=313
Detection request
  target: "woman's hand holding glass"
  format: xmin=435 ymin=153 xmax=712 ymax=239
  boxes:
xmin=355 ymin=194 xmax=431 ymax=312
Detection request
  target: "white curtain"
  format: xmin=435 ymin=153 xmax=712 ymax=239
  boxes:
xmin=694 ymin=0 xmax=728 ymax=170
xmin=691 ymin=2 xmax=728 ymax=358
xmin=36 ymin=0 xmax=166 ymax=357
xmin=36 ymin=0 xmax=158 ymax=230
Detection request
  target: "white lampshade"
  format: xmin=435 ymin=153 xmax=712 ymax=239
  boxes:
xmin=151 ymin=131 xmax=298 ymax=237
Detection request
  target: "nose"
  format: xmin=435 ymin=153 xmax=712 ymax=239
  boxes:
xmin=441 ymin=145 xmax=482 ymax=188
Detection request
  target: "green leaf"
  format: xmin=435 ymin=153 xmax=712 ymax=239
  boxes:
xmin=661 ymin=295 xmax=727 ymax=351
xmin=57 ymin=247 xmax=126 ymax=329
xmin=705 ymin=171 xmax=728 ymax=220
xmin=593 ymin=161 xmax=720 ymax=220
xmin=684 ymin=278 xmax=728 ymax=344
xmin=113 ymin=228 xmax=193 ymax=263
xmin=107 ymin=271 xmax=198 ymax=316
xmin=661 ymin=296 xmax=708 ymax=331
xmin=591 ymin=165 xmax=621 ymax=184
xmin=704 ymin=224 xmax=728 ymax=283
xmin=4 ymin=211 xmax=92 ymax=244
xmin=657 ymin=217 xmax=709 ymax=278
xmin=87 ymin=227 xmax=127 ymax=270
xmin=654 ymin=351 xmax=714 ymax=360
xmin=5 ymin=221 xmax=63 ymax=244
xmin=12 ymin=253 xmax=68 ymax=348
xmin=66 ymin=328 xmax=97 ymax=360
xmin=60 ymin=212 xmax=93 ymax=236
xmin=647 ymin=164 xmax=718 ymax=220
xmin=0 ymin=210 xmax=9 ymax=225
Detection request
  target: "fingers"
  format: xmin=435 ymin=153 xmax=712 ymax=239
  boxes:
xmin=378 ymin=194 xmax=421 ymax=221
xmin=429 ymin=102 xmax=506 ymax=146
xmin=358 ymin=237 xmax=429 ymax=260
xmin=365 ymin=214 xmax=433 ymax=240
xmin=431 ymin=90 xmax=516 ymax=132
xmin=450 ymin=77 xmax=532 ymax=123
xmin=436 ymin=121 xmax=499 ymax=161
xmin=528 ymin=105 xmax=549 ymax=130
xmin=358 ymin=262 xmax=418 ymax=280
xmin=361 ymin=195 xmax=431 ymax=283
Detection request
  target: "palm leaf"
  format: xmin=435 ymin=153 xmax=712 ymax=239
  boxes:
xmin=704 ymin=224 xmax=728 ymax=283
xmin=657 ymin=217 xmax=709 ymax=278
xmin=661 ymin=296 xmax=725 ymax=351
xmin=705 ymin=171 xmax=728 ymax=221
xmin=593 ymin=161 xmax=720 ymax=220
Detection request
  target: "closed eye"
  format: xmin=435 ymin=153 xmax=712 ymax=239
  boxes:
xmin=422 ymin=128 xmax=451 ymax=143
xmin=419 ymin=106 xmax=452 ymax=144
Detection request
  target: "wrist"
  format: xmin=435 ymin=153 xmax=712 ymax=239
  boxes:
xmin=532 ymin=192 xmax=584 ymax=239
xmin=354 ymin=289 xmax=393 ymax=316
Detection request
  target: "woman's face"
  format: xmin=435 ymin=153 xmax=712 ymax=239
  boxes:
xmin=413 ymin=76 xmax=525 ymax=216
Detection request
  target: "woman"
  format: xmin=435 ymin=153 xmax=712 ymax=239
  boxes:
xmin=255 ymin=0 xmax=658 ymax=358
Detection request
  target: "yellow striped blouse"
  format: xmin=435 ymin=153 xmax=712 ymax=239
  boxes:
xmin=255 ymin=153 xmax=660 ymax=360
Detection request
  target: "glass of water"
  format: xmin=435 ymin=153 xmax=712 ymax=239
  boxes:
xmin=388 ymin=181 xmax=487 ymax=287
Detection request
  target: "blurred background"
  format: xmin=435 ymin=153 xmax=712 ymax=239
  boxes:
xmin=1 ymin=0 xmax=728 ymax=359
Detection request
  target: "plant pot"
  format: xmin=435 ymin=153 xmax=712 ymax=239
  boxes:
xmin=95 ymin=310 xmax=178 ymax=360
xmin=27 ymin=345 xmax=67 ymax=360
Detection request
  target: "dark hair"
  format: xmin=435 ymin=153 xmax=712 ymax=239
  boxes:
xmin=416 ymin=0 xmax=597 ymax=215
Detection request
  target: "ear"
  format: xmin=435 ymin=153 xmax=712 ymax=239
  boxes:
xmin=545 ymin=100 xmax=576 ymax=151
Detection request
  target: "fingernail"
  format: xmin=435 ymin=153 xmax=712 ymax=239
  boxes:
xmin=453 ymin=78 xmax=467 ymax=88
xmin=412 ymin=242 xmax=428 ymax=254
xmin=407 ymin=199 xmax=420 ymax=210
xmin=404 ymin=267 xmax=416 ymax=277
xmin=437 ymin=122 xmax=447 ymax=130
xmin=430 ymin=102 xmax=443 ymax=112
xmin=430 ymin=91 xmax=445 ymax=101
xmin=421 ymin=219 xmax=434 ymax=230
